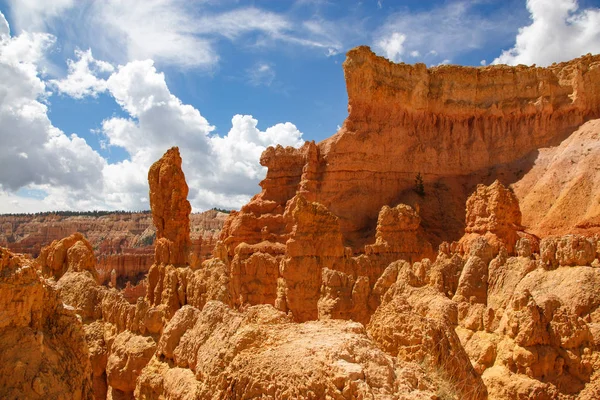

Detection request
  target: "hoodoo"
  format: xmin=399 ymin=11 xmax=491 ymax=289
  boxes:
xmin=148 ymin=147 xmax=192 ymax=266
xmin=2 ymin=47 xmax=600 ymax=400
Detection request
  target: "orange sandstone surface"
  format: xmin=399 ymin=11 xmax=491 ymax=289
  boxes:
xmin=1 ymin=47 xmax=600 ymax=399
xmin=0 ymin=209 xmax=227 ymax=287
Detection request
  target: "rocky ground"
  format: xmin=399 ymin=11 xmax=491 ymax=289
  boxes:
xmin=1 ymin=47 xmax=600 ymax=399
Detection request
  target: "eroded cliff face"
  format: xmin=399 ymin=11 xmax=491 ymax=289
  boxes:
xmin=222 ymin=47 xmax=600 ymax=249
xmin=3 ymin=48 xmax=600 ymax=400
xmin=513 ymin=118 xmax=600 ymax=237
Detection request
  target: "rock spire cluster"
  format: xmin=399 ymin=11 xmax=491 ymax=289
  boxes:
xmin=1 ymin=48 xmax=600 ymax=399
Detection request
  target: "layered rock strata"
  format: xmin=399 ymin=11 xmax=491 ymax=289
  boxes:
xmin=0 ymin=210 xmax=227 ymax=288
xmin=3 ymin=48 xmax=600 ymax=400
xmin=221 ymin=48 xmax=600 ymax=250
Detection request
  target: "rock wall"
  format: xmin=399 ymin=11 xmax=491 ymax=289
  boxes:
xmin=221 ymin=48 xmax=600 ymax=250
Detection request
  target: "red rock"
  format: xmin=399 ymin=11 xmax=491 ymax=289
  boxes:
xmin=0 ymin=248 xmax=93 ymax=399
xmin=0 ymin=210 xmax=226 ymax=289
xmin=365 ymin=203 xmax=434 ymax=263
xmin=148 ymin=147 xmax=192 ymax=266
xmin=37 ymin=232 xmax=99 ymax=282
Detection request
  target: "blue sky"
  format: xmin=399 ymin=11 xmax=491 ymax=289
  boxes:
xmin=0 ymin=0 xmax=599 ymax=213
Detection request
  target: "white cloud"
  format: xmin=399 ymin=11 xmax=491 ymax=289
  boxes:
xmin=298 ymin=19 xmax=344 ymax=54
xmin=210 ymin=115 xmax=303 ymax=193
xmin=480 ymin=59 xmax=487 ymax=66
xmin=195 ymin=7 xmax=291 ymax=39
xmin=99 ymin=59 xmax=304 ymax=211
xmin=6 ymin=1 xmax=354 ymax=69
xmin=0 ymin=13 xmax=305 ymax=213
xmin=6 ymin=0 xmax=75 ymax=33
xmin=326 ymin=48 xmax=339 ymax=57
xmin=410 ymin=50 xmax=420 ymax=58
xmin=0 ymin=190 xmax=56 ymax=214
xmin=0 ymin=12 xmax=9 ymax=38
xmin=50 ymin=48 xmax=114 ymax=98
xmin=0 ymin=13 xmax=105 ymax=196
xmin=247 ymin=62 xmax=276 ymax=86
xmin=494 ymin=0 xmax=600 ymax=66
xmin=89 ymin=0 xmax=218 ymax=68
xmin=375 ymin=32 xmax=406 ymax=62
xmin=373 ymin=1 xmax=525 ymax=65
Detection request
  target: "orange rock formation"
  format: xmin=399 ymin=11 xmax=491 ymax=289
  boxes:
xmin=2 ymin=47 xmax=600 ymax=400
xmin=148 ymin=147 xmax=192 ymax=266
xmin=0 ymin=248 xmax=93 ymax=399
xmin=0 ymin=209 xmax=227 ymax=288
xmin=37 ymin=232 xmax=99 ymax=282
xmin=221 ymin=48 xmax=600 ymax=250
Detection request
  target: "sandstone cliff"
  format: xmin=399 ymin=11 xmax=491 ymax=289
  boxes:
xmin=3 ymin=47 xmax=600 ymax=400
xmin=221 ymin=48 xmax=600 ymax=250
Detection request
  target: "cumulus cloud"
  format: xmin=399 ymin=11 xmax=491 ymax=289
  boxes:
xmin=50 ymin=48 xmax=114 ymax=98
xmin=494 ymin=0 xmax=600 ymax=66
xmin=0 ymin=12 xmax=105 ymax=196
xmin=211 ymin=115 xmax=303 ymax=186
xmin=375 ymin=32 xmax=405 ymax=62
xmin=0 ymin=16 xmax=305 ymax=213
xmin=99 ymin=59 xmax=304 ymax=211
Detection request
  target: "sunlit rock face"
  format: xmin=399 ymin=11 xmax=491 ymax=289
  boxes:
xmin=3 ymin=47 xmax=600 ymax=400
xmin=148 ymin=146 xmax=192 ymax=266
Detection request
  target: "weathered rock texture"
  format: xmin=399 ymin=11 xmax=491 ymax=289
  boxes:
xmin=513 ymin=118 xmax=600 ymax=237
xmin=135 ymin=302 xmax=457 ymax=400
xmin=0 ymin=248 xmax=93 ymax=399
xmin=0 ymin=210 xmax=227 ymax=287
xmin=3 ymin=48 xmax=600 ymax=400
xmin=148 ymin=147 xmax=192 ymax=266
xmin=366 ymin=203 xmax=434 ymax=261
xmin=37 ymin=232 xmax=99 ymax=282
xmin=221 ymin=47 xmax=600 ymax=251
xmin=459 ymin=180 xmax=532 ymax=255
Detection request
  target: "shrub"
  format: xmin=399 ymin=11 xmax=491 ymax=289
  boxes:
xmin=414 ymin=172 xmax=425 ymax=197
